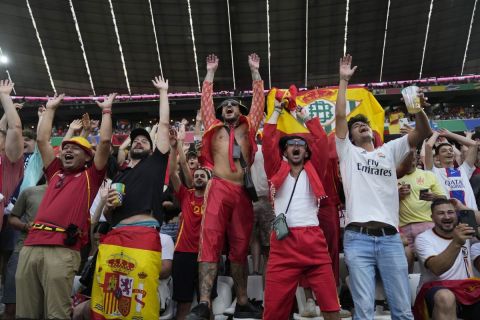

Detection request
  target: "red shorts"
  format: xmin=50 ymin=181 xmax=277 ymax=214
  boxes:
xmin=198 ymin=177 xmax=253 ymax=264
xmin=264 ymin=226 xmax=340 ymax=320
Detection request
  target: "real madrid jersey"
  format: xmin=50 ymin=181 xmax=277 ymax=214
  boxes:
xmin=336 ymin=135 xmax=410 ymax=228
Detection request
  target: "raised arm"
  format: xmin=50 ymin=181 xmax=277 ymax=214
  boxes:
xmin=335 ymin=55 xmax=357 ymax=139
xmin=0 ymin=113 xmax=7 ymax=154
xmin=37 ymin=94 xmax=65 ymax=168
xmin=0 ymin=80 xmax=23 ymax=162
xmin=303 ymin=115 xmax=329 ymax=180
xmin=194 ymin=110 xmax=203 ymax=140
xmin=246 ymin=53 xmax=265 ymax=133
xmin=201 ymin=54 xmax=218 ymax=130
xmin=94 ymin=93 xmax=116 ymax=171
xmin=117 ymin=136 xmax=130 ymax=166
xmin=263 ymin=102 xmax=283 ymax=178
xmin=424 ymin=131 xmax=439 ymax=170
xmin=406 ymin=92 xmax=432 ymax=148
xmin=176 ymin=124 xmax=193 ymax=188
xmin=168 ymin=133 xmax=182 ymax=193
xmin=151 ymin=76 xmax=170 ymax=154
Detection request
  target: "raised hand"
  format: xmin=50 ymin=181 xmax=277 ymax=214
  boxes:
xmin=0 ymin=80 xmax=14 ymax=95
xmin=177 ymin=124 xmax=186 ymax=141
xmin=339 ymin=55 xmax=357 ymax=81
xmin=37 ymin=106 xmax=46 ymax=118
xmin=453 ymin=223 xmax=475 ymax=245
xmin=14 ymin=103 xmax=23 ymax=110
xmin=46 ymin=94 xmax=65 ymax=110
xmin=152 ymin=76 xmax=168 ymax=92
xmin=295 ymin=106 xmax=311 ymax=122
xmin=248 ymin=53 xmax=260 ymax=71
xmin=96 ymin=93 xmax=117 ymax=110
xmin=206 ymin=54 xmax=219 ymax=73
xmin=82 ymin=113 xmax=91 ymax=132
xmin=196 ymin=109 xmax=202 ymax=122
xmin=417 ymin=89 xmax=430 ymax=108
xmin=437 ymin=128 xmax=452 ymax=137
xmin=169 ymin=127 xmax=178 ymax=148
xmin=69 ymin=119 xmax=83 ymax=132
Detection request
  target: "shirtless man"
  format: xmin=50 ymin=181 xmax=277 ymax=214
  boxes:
xmin=186 ymin=54 xmax=264 ymax=320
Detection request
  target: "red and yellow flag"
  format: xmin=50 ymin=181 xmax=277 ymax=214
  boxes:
xmin=266 ymin=86 xmax=385 ymax=142
xmin=91 ymin=226 xmax=162 ymax=320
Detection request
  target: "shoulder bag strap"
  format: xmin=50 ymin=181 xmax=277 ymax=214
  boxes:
xmin=284 ymin=168 xmax=303 ymax=215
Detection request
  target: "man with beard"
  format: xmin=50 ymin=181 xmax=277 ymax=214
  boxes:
xmin=414 ymin=198 xmax=480 ymax=320
xmin=261 ymin=102 xmax=339 ymax=320
xmin=187 ymin=53 xmax=264 ymax=320
xmin=15 ymin=91 xmax=115 ymax=319
xmin=90 ymin=76 xmax=171 ymax=319
xmin=168 ymin=128 xmax=214 ymax=320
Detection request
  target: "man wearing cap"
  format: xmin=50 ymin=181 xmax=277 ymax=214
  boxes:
xmin=335 ymin=55 xmax=432 ymax=319
xmin=90 ymin=76 xmax=171 ymax=319
xmin=14 ymin=92 xmax=115 ymax=319
xmin=261 ymin=102 xmax=340 ymax=320
xmin=168 ymin=128 xmax=215 ymax=320
xmin=187 ymin=54 xmax=264 ymax=320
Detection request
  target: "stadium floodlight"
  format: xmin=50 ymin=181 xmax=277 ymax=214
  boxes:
xmin=0 ymin=55 xmax=8 ymax=64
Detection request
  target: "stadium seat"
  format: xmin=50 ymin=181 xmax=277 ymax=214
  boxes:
xmin=159 ymin=277 xmax=174 ymax=320
xmin=408 ymin=273 xmax=420 ymax=306
xmin=247 ymin=275 xmax=264 ymax=301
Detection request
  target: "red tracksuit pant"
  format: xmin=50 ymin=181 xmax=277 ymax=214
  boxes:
xmin=264 ymin=226 xmax=340 ymax=320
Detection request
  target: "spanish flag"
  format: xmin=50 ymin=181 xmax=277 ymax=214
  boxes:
xmin=266 ymin=86 xmax=385 ymax=142
xmin=91 ymin=226 xmax=162 ymax=320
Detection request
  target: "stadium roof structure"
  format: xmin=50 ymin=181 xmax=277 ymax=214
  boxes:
xmin=0 ymin=0 xmax=479 ymax=98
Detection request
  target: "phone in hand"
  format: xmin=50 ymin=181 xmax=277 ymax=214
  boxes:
xmin=419 ymin=189 xmax=429 ymax=200
xmin=458 ymin=210 xmax=480 ymax=239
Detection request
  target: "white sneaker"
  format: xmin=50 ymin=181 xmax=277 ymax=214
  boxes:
xmin=223 ymin=298 xmax=236 ymax=316
xmin=300 ymin=298 xmax=317 ymax=317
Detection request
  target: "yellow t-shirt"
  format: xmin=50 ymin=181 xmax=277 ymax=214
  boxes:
xmin=398 ymin=168 xmax=446 ymax=226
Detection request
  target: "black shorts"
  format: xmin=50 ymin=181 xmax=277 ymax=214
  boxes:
xmin=425 ymin=286 xmax=480 ymax=320
xmin=172 ymin=251 xmax=218 ymax=302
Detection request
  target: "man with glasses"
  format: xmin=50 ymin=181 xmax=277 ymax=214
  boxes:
xmin=187 ymin=53 xmax=264 ymax=320
xmin=335 ymin=55 xmax=432 ymax=319
xmin=261 ymin=102 xmax=340 ymax=320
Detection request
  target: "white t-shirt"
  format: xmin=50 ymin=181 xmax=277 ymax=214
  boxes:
xmin=430 ymin=164 xmax=478 ymax=210
xmin=336 ymin=135 xmax=410 ymax=227
xmin=273 ymin=170 xmax=319 ymax=227
xmin=251 ymin=145 xmax=269 ymax=197
xmin=160 ymin=233 xmax=174 ymax=260
xmin=415 ymin=228 xmax=474 ymax=288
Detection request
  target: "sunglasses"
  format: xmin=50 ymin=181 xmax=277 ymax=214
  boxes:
xmin=286 ymin=139 xmax=307 ymax=147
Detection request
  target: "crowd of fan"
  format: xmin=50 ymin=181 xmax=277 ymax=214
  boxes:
xmin=0 ymin=53 xmax=480 ymax=320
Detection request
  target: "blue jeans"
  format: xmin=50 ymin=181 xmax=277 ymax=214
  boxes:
xmin=344 ymin=230 xmax=413 ymax=320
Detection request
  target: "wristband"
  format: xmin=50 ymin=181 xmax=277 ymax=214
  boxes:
xmin=102 ymin=109 xmax=112 ymax=115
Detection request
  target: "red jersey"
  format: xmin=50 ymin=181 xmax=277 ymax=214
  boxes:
xmin=24 ymin=158 xmax=106 ymax=251
xmin=174 ymin=185 xmax=205 ymax=253
xmin=0 ymin=154 xmax=24 ymax=229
